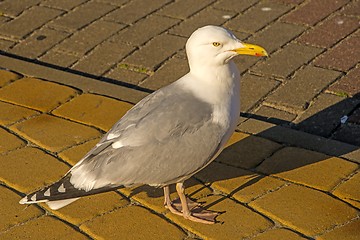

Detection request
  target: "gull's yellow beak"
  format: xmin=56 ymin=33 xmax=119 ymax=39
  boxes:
xmin=233 ymin=43 xmax=268 ymax=57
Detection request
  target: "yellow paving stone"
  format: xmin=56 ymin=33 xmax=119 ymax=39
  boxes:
xmin=45 ymin=192 xmax=129 ymax=226
xmin=0 ymin=77 xmax=78 ymax=112
xmin=256 ymin=147 xmax=358 ymax=191
xmin=80 ymin=205 xmax=186 ymax=240
xmin=0 ymin=186 xmax=43 ymax=232
xmin=119 ymin=177 xmax=212 ymax=214
xmin=0 ymin=147 xmax=70 ymax=193
xmin=0 ymin=127 xmax=25 ymax=153
xmin=0 ymin=101 xmax=39 ymax=125
xmin=333 ymin=171 xmax=360 ymax=209
xmin=166 ymin=195 xmax=273 ymax=240
xmin=318 ymin=219 xmax=360 ymax=240
xmin=10 ymin=114 xmax=101 ymax=152
xmin=0 ymin=216 xmax=88 ymax=239
xmin=0 ymin=69 xmax=21 ymax=87
xmin=251 ymin=228 xmax=307 ymax=240
xmin=249 ymin=184 xmax=359 ymax=236
xmin=219 ymin=132 xmax=282 ymax=169
xmin=53 ymin=93 xmax=133 ymax=131
xmin=58 ymin=138 xmax=100 ymax=166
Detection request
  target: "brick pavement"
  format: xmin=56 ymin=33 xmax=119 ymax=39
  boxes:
xmin=0 ymin=0 xmax=359 ymax=239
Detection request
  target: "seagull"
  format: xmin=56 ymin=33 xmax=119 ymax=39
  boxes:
xmin=19 ymin=25 xmax=267 ymax=224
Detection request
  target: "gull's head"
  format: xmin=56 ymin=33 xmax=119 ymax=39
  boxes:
xmin=186 ymin=25 xmax=267 ymax=69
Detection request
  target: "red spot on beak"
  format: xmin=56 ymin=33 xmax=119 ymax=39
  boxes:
xmin=255 ymin=53 xmax=261 ymax=56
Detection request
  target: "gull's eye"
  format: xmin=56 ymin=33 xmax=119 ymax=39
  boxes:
xmin=212 ymin=42 xmax=221 ymax=47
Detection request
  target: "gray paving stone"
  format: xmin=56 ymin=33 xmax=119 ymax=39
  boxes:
xmin=103 ymin=0 xmax=171 ymax=24
xmin=55 ymin=20 xmax=125 ymax=55
xmin=0 ymin=6 xmax=63 ymax=39
xmin=225 ymin=1 xmax=291 ymax=33
xmin=170 ymin=7 xmax=236 ymax=37
xmin=39 ymin=49 xmax=79 ymax=67
xmin=266 ymin=66 xmax=342 ymax=111
xmin=10 ymin=27 xmax=70 ymax=58
xmin=111 ymin=14 xmax=180 ymax=46
xmin=41 ymin=0 xmax=88 ymax=10
xmin=50 ymin=1 xmax=116 ymax=30
xmin=123 ymin=34 xmax=185 ymax=71
xmin=254 ymin=105 xmax=297 ymax=124
xmin=0 ymin=0 xmax=42 ymax=17
xmin=159 ymin=0 xmax=215 ymax=19
xmin=251 ymin=43 xmax=323 ymax=78
xmin=105 ymin=67 xmax=148 ymax=86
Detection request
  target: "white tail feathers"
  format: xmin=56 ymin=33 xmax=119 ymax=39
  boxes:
xmin=46 ymin=198 xmax=80 ymax=210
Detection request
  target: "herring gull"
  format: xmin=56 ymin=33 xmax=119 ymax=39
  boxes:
xmin=19 ymin=25 xmax=267 ymax=224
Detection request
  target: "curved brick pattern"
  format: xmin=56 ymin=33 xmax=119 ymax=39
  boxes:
xmin=81 ymin=205 xmax=186 ymax=239
xmin=257 ymin=147 xmax=358 ymax=191
xmin=318 ymin=219 xmax=360 ymax=240
xmin=1 ymin=216 xmax=88 ymax=239
xmin=0 ymin=147 xmax=69 ymax=193
xmin=249 ymin=184 xmax=359 ymax=236
xmin=0 ymin=186 xmax=43 ymax=232
xmin=0 ymin=101 xmax=39 ymax=126
xmin=53 ymin=93 xmax=133 ymax=131
xmin=10 ymin=114 xmax=101 ymax=152
xmin=251 ymin=228 xmax=307 ymax=240
xmin=0 ymin=69 xmax=21 ymax=87
xmin=333 ymin=171 xmax=360 ymax=209
xmin=0 ymin=127 xmax=25 ymax=153
xmin=0 ymin=77 xmax=78 ymax=112
xmin=166 ymin=195 xmax=273 ymax=239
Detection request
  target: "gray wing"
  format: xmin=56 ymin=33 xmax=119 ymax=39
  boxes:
xmin=69 ymin=82 xmax=226 ymax=191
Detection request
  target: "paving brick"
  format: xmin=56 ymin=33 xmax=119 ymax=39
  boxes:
xmin=295 ymin=93 xmax=359 ymax=137
xmin=0 ymin=147 xmax=69 ymax=192
xmin=10 ymin=114 xmax=101 ymax=152
xmin=73 ymin=40 xmax=135 ymax=75
xmin=266 ymin=66 xmax=341 ymax=110
xmin=225 ymin=2 xmax=291 ymax=33
xmin=58 ymin=138 xmax=99 ymax=166
xmin=41 ymin=0 xmax=88 ymax=10
xmin=282 ymin=0 xmax=348 ymax=26
xmin=81 ymin=205 xmax=186 ymax=239
xmin=213 ymin=0 xmax=259 ymax=12
xmin=254 ymin=105 xmax=297 ymax=124
xmin=0 ymin=77 xmax=78 ymax=112
xmin=249 ymin=184 xmax=359 ymax=236
xmin=10 ymin=27 xmax=71 ymax=58
xmin=0 ymin=128 xmax=25 ymax=153
xmin=0 ymin=186 xmax=43 ymax=232
xmin=318 ymin=219 xmax=360 ymax=240
xmin=251 ymin=228 xmax=307 ymax=240
xmin=328 ymin=66 xmax=360 ymax=97
xmin=340 ymin=0 xmax=360 ymax=16
xmin=315 ymin=35 xmax=360 ymax=72
xmin=159 ymin=0 xmax=214 ymax=19
xmin=240 ymin=74 xmax=279 ymax=112
xmin=39 ymin=49 xmax=79 ymax=67
xmin=0 ymin=69 xmax=21 ymax=87
xmin=1 ymin=216 xmax=88 ymax=239
xmin=257 ymin=147 xmax=358 ymax=191
xmin=53 ymin=94 xmax=133 ymax=131
xmin=0 ymin=38 xmax=16 ymax=50
xmin=55 ymin=20 xmax=125 ymax=56
xmin=95 ymin=0 xmax=128 ymax=6
xmin=170 ymin=7 xmax=237 ymax=37
xmin=349 ymin=106 xmax=360 ymax=124
xmin=297 ymin=15 xmax=359 ymax=48
xmin=105 ymin=66 xmax=148 ymax=86
xmin=252 ymin=43 xmax=323 ymax=78
xmin=0 ymin=101 xmax=38 ymax=126
xmin=51 ymin=1 xmax=116 ymax=30
xmin=333 ymin=171 xmax=360 ymax=209
xmin=333 ymin=124 xmax=360 ymax=147
xmin=0 ymin=6 xmax=63 ymax=39
xmin=0 ymin=0 xmax=42 ymax=17
xmin=166 ymin=195 xmax=273 ymax=240
xmin=140 ymin=57 xmax=189 ymax=90
xmin=247 ymin=22 xmax=305 ymax=53
xmin=124 ymin=34 xmax=185 ymax=71
xmin=50 ymin=191 xmax=129 ymax=225
xmin=111 ymin=14 xmax=180 ymax=46
xmin=275 ymin=0 xmax=304 ymax=4
xmin=218 ymin=132 xmax=282 ymax=169
xmin=103 ymin=0 xmax=171 ymax=24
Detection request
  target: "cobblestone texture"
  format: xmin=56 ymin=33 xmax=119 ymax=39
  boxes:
xmin=0 ymin=0 xmax=359 ymax=238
